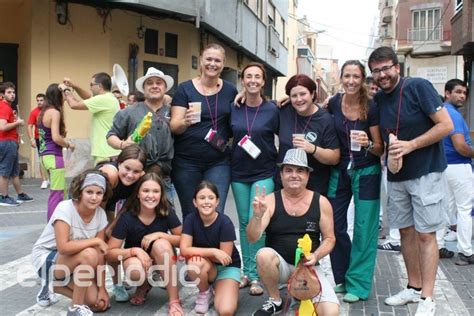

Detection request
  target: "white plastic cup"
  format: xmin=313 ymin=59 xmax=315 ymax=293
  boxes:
xmin=350 ymin=130 xmax=362 ymax=151
xmin=189 ymin=102 xmax=202 ymax=124
xmin=292 ymin=133 xmax=305 ymax=148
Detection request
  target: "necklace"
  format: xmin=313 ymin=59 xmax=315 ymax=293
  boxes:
xmin=199 ymin=79 xmax=220 ymax=95
xmin=282 ymin=190 xmax=308 ymax=217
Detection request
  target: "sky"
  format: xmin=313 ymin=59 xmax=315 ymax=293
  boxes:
xmin=296 ymin=0 xmax=380 ymax=65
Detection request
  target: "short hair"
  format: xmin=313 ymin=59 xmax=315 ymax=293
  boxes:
xmin=365 ymin=76 xmax=375 ymax=85
xmin=368 ymin=46 xmax=398 ymax=71
xmin=193 ymin=180 xmax=219 ymax=200
xmin=124 ymin=173 xmax=171 ymax=217
xmin=69 ymin=169 xmax=112 ymax=202
xmin=0 ymin=82 xmax=16 ymax=94
xmin=129 ymin=90 xmax=145 ymax=102
xmin=36 ymin=93 xmax=46 ymax=99
xmin=92 ymin=72 xmax=112 ymax=91
xmin=444 ymin=79 xmax=466 ymax=93
xmin=285 ymin=74 xmax=317 ymax=101
xmin=117 ymin=144 xmax=147 ymax=169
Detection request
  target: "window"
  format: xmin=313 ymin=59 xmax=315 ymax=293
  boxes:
xmin=144 ymin=28 xmax=158 ymax=55
xmin=165 ymin=33 xmax=178 ymax=58
xmin=411 ymin=8 xmax=441 ymax=41
xmin=455 ymin=0 xmax=463 ymax=13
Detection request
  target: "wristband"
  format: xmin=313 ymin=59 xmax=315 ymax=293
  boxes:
xmin=312 ymin=144 xmax=317 ymax=155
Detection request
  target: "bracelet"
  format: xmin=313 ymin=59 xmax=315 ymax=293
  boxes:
xmin=312 ymin=144 xmax=318 ymax=155
xmin=254 ymin=215 xmax=262 ymax=220
xmin=120 ymin=140 xmax=124 ymax=149
xmin=130 ymin=247 xmax=135 ymax=257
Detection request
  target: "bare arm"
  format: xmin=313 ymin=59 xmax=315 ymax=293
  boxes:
xmin=106 ymin=236 xmax=133 ymax=263
xmin=179 ymin=234 xmax=221 ymax=259
xmin=27 ymin=124 xmax=36 ymax=148
xmin=304 ymin=195 xmax=335 ymax=266
xmin=309 ymin=146 xmax=340 ymax=165
xmin=49 ymin=110 xmax=69 ymax=148
xmin=141 ymin=226 xmax=182 ymax=250
xmin=389 ymin=108 xmax=453 ymax=159
xmin=63 ymin=90 xmax=88 ymax=110
xmin=451 ymin=134 xmax=474 ymax=158
xmin=0 ymin=118 xmax=23 ymax=131
xmin=170 ymin=106 xmax=194 ymax=135
xmin=107 ymin=134 xmax=134 ymax=150
xmin=247 ymin=188 xmax=274 ymax=243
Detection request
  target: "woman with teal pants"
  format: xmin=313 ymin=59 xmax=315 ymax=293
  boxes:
xmin=230 ymin=62 xmax=279 ymax=295
xmin=327 ymin=60 xmax=383 ymax=302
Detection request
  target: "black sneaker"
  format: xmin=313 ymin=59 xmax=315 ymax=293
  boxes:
xmin=377 ymin=242 xmax=401 ymax=252
xmin=17 ymin=192 xmax=34 ymax=203
xmin=253 ymin=298 xmax=283 ymax=315
xmin=439 ymin=247 xmax=454 ymax=258
xmin=455 ymin=253 xmax=474 ymax=266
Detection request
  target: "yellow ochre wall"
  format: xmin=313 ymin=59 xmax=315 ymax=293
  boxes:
xmin=0 ymin=0 xmax=246 ymax=177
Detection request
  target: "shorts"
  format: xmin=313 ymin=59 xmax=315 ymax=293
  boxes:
xmin=37 ymin=250 xmax=58 ymax=280
xmin=0 ymin=141 xmax=19 ymax=177
xmin=387 ymin=172 xmax=447 ymax=233
xmin=258 ymin=247 xmax=339 ymax=305
xmin=215 ymin=265 xmax=240 ymax=283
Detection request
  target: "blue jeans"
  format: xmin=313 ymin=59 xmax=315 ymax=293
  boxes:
xmin=172 ymin=156 xmax=231 ymax=219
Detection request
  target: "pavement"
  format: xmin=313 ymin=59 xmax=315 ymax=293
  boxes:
xmin=0 ymin=178 xmax=473 ymax=315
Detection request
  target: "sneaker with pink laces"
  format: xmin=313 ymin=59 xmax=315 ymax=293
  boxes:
xmin=194 ymin=288 xmax=214 ymax=314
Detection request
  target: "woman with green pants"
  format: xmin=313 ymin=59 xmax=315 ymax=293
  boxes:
xmin=327 ymin=60 xmax=383 ymax=303
xmin=230 ymin=63 xmax=279 ymax=295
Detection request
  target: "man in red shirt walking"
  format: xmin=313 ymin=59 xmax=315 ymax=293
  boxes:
xmin=27 ymin=93 xmax=49 ymax=189
xmin=0 ymin=82 xmax=33 ymax=206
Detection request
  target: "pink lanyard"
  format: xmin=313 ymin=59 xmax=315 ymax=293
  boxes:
xmin=244 ymin=103 xmax=261 ymax=138
xmin=294 ymin=111 xmax=314 ymax=134
xmin=204 ymin=93 xmax=219 ymax=131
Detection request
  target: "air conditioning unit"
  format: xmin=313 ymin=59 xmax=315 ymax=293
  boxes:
xmin=268 ymin=24 xmax=280 ymax=56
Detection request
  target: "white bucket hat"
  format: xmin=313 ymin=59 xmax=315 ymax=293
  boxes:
xmin=135 ymin=67 xmax=174 ymax=93
xmin=277 ymin=148 xmax=314 ymax=172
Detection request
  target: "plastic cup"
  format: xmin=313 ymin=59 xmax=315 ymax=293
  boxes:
xmin=189 ymin=102 xmax=202 ymax=123
xmin=350 ymin=130 xmax=362 ymax=151
xmin=292 ymin=133 xmax=305 ymax=148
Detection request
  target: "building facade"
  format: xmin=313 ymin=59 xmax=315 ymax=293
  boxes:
xmin=0 ymin=0 xmax=290 ymax=177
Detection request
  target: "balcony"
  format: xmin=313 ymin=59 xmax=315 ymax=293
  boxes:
xmin=407 ymin=26 xmax=443 ymax=42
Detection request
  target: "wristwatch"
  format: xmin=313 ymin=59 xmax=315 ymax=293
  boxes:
xmin=365 ymin=140 xmax=374 ymax=152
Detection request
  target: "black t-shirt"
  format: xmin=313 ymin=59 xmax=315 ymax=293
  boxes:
xmin=277 ymin=105 xmax=339 ymax=195
xmin=374 ymin=77 xmax=447 ymax=181
xmin=182 ymin=211 xmax=241 ymax=269
xmin=171 ymin=80 xmax=237 ymax=162
xmin=112 ymin=210 xmax=181 ymax=249
xmin=266 ymin=190 xmax=321 ymax=265
xmin=327 ymin=93 xmax=380 ymax=169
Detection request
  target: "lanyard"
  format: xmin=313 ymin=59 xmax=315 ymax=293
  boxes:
xmin=395 ymin=78 xmax=408 ymax=136
xmin=294 ymin=110 xmax=314 ymax=134
xmin=204 ymin=92 xmax=219 ymax=131
xmin=244 ymin=102 xmax=261 ymax=138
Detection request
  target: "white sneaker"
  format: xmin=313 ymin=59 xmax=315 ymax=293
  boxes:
xmin=67 ymin=304 xmax=93 ymax=316
xmin=444 ymin=230 xmax=457 ymax=241
xmin=384 ymin=288 xmax=421 ymax=306
xmin=415 ymin=297 xmax=436 ymax=316
xmin=36 ymin=284 xmax=59 ymax=307
xmin=40 ymin=180 xmax=49 ymax=189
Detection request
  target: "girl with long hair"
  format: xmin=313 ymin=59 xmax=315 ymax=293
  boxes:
xmin=38 ymin=83 xmax=75 ymax=220
xmin=106 ymin=173 xmax=183 ymax=315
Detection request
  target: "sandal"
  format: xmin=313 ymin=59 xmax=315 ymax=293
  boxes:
xmin=168 ymin=299 xmax=184 ymax=316
xmin=239 ymin=275 xmax=250 ymax=289
xmin=130 ymin=282 xmax=152 ymax=306
xmin=249 ymin=280 xmax=264 ymax=296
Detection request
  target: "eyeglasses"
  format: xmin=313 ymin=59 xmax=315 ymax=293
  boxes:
xmin=90 ymin=82 xmax=99 ymax=87
xmin=371 ymin=64 xmax=397 ymax=76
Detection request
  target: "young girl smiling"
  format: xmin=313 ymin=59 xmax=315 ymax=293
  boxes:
xmin=107 ymin=173 xmax=183 ymax=315
xmin=180 ymin=181 xmax=241 ymax=315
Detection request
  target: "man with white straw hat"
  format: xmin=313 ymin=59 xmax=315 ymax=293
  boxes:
xmin=247 ymin=148 xmax=339 ymax=316
xmin=107 ymin=67 xmax=174 ymax=184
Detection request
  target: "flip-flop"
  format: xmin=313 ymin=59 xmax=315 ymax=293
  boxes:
xmin=130 ymin=282 xmax=152 ymax=306
xmin=239 ymin=275 xmax=250 ymax=289
xmin=249 ymin=280 xmax=264 ymax=296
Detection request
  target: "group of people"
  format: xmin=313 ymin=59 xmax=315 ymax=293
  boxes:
xmin=2 ymin=43 xmax=467 ymax=316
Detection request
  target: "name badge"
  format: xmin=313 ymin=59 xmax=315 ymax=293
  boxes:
xmin=204 ymin=128 xmax=227 ymax=152
xmin=238 ymin=135 xmax=261 ymax=159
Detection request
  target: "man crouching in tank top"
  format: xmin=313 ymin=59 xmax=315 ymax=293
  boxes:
xmin=247 ymin=148 xmax=339 ymax=316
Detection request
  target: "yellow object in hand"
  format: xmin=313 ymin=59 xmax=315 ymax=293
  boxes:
xmin=131 ymin=112 xmax=153 ymax=143
xmin=298 ymin=234 xmax=312 ymax=257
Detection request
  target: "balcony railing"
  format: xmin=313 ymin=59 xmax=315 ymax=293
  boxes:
xmin=407 ymin=26 xmax=443 ymax=41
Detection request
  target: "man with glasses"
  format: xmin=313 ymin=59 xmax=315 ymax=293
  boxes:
xmin=61 ymin=73 xmax=120 ymax=164
xmin=368 ymin=46 xmax=453 ymax=316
